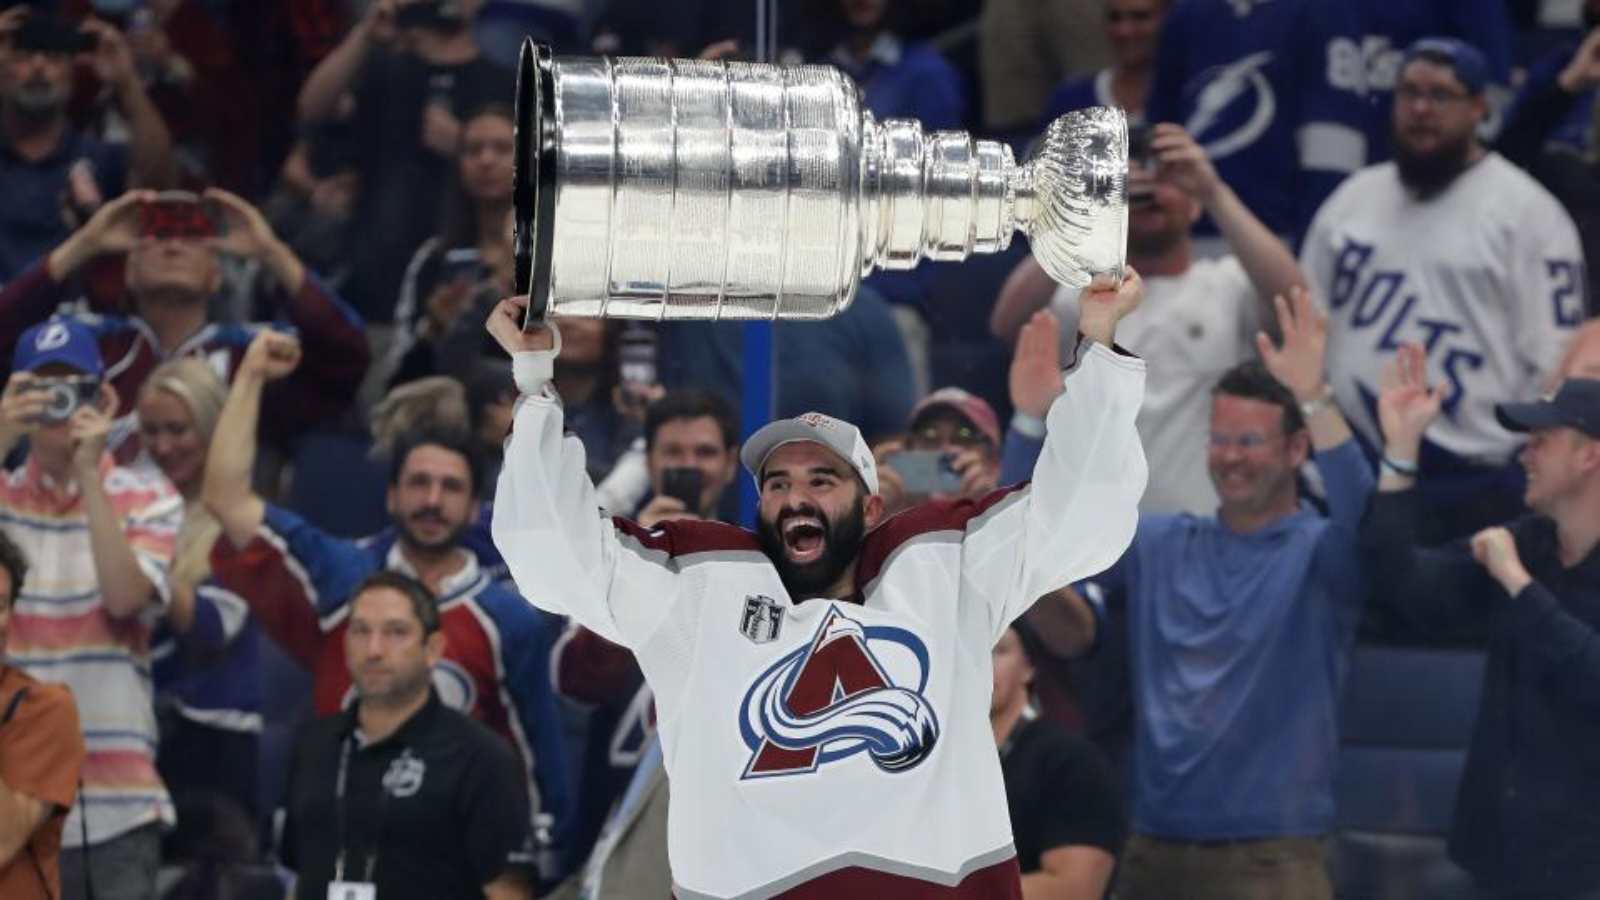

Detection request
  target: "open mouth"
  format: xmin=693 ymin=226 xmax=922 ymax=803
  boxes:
xmin=781 ymin=517 xmax=827 ymax=564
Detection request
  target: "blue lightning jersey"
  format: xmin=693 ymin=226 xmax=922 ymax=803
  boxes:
xmin=1147 ymin=0 xmax=1369 ymax=242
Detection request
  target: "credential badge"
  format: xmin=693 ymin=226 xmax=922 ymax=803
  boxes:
xmin=740 ymin=595 xmax=784 ymax=644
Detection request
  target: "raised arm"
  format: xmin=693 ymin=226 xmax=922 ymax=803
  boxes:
xmin=1470 ymin=528 xmax=1600 ymax=716
xmin=486 ymin=298 xmax=684 ymax=649
xmin=202 ymin=188 xmax=370 ymax=436
xmin=72 ymin=385 xmax=175 ymax=618
xmin=202 ymin=330 xmax=302 ymax=548
xmin=80 ymin=20 xmax=175 ymax=188
xmin=962 ymin=275 xmax=1149 ymax=639
xmin=990 ymin=255 xmax=1057 ymax=343
xmin=296 ymin=1 xmax=394 ymax=123
xmin=1359 ymin=343 xmax=1498 ymax=633
xmin=1153 ymin=124 xmax=1306 ymax=339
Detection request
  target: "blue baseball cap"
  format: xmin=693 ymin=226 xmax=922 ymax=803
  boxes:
xmin=13 ymin=318 xmax=104 ymax=377
xmin=1402 ymin=37 xmax=1489 ymax=96
xmin=1496 ymin=379 xmax=1600 ymax=440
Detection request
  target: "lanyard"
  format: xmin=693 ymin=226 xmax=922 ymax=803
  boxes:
xmin=333 ymin=736 xmax=390 ymax=884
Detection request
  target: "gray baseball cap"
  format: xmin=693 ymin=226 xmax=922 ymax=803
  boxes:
xmin=741 ymin=412 xmax=880 ymax=496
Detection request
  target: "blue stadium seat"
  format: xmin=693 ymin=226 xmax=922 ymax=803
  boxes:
xmin=1331 ymin=642 xmax=1487 ymax=899
xmin=284 ymin=430 xmax=390 ymax=540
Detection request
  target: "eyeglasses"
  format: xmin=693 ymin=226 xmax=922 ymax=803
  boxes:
xmin=1207 ymin=432 xmax=1284 ymax=451
xmin=1394 ymin=85 xmax=1472 ymax=108
xmin=908 ymin=424 xmax=993 ymax=451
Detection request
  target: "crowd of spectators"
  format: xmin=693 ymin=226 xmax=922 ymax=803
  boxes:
xmin=0 ymin=0 xmax=1596 ymax=899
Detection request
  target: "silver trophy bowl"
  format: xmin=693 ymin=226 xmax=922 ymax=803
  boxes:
xmin=512 ymin=39 xmax=1126 ymax=325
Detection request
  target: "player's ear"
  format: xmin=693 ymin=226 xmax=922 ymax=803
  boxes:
xmin=425 ymin=629 xmax=448 ymax=666
xmin=863 ymin=490 xmax=886 ymax=529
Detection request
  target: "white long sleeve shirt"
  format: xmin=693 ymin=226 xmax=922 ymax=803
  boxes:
xmin=493 ymin=340 xmax=1147 ymax=899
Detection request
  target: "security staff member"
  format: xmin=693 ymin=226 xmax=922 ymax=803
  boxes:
xmin=283 ymin=571 xmax=535 ymax=900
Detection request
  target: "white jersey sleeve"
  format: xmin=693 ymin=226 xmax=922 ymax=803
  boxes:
xmin=959 ymin=341 xmax=1147 ymax=640
xmin=1508 ymin=189 xmax=1587 ymax=387
xmin=492 ymin=358 xmax=677 ymax=650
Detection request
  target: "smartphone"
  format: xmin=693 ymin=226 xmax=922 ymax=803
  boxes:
xmin=886 ymin=449 xmax=962 ymax=496
xmin=138 ymin=191 xmax=218 ymax=240
xmin=661 ymin=467 xmax=704 ymax=510
xmin=439 ymin=247 xmax=488 ymax=284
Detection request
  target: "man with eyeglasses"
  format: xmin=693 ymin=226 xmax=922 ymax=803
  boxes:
xmin=1006 ymin=290 xmax=1372 ymax=899
xmin=875 ymin=387 xmax=1003 ymax=515
xmin=1302 ymin=36 xmax=1586 ymax=544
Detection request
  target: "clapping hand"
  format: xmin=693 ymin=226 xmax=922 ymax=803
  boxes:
xmin=1255 ymin=286 xmax=1328 ymax=403
xmin=1560 ymin=28 xmax=1600 ymax=93
xmin=1377 ymin=342 xmax=1443 ymax=460
xmin=1009 ymin=310 xmax=1064 ymax=419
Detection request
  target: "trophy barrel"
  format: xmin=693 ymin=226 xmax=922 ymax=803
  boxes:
xmin=517 ymin=41 xmax=865 ymax=322
xmin=512 ymin=39 xmax=1127 ymax=323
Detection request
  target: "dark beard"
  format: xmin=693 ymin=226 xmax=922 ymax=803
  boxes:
xmin=1393 ymin=127 xmax=1475 ymax=199
xmin=757 ymin=497 xmax=867 ymax=599
xmin=397 ymin=511 xmax=467 ymax=555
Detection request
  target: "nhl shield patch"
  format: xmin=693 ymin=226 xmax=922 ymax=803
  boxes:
xmin=739 ymin=595 xmax=784 ymax=644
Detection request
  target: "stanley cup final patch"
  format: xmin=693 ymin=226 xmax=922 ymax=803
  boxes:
xmin=740 ymin=595 xmax=785 ymax=644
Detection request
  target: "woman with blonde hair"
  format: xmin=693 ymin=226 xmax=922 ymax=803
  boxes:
xmin=138 ymin=357 xmax=267 ymax=850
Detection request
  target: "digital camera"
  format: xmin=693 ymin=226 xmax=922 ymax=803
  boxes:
xmin=29 ymin=376 xmax=100 ymax=424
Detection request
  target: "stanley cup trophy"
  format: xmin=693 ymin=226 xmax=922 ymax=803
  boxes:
xmin=511 ymin=39 xmax=1127 ymax=325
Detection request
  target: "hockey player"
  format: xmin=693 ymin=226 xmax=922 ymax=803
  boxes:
xmin=489 ymin=272 xmax=1148 ymax=899
xmin=1301 ymin=37 xmax=1586 ymax=542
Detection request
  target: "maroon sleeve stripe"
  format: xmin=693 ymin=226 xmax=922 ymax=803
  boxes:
xmin=854 ymin=484 xmax=1029 ymax=590
xmin=611 ymin=516 xmax=764 ymax=559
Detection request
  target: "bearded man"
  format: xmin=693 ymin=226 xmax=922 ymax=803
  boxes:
xmin=1301 ymin=37 xmax=1587 ymax=541
xmin=489 ymin=271 xmax=1148 ymax=900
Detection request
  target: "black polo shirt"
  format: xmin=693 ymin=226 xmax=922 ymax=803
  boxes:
xmin=1001 ymin=715 xmax=1126 ymax=873
xmin=284 ymin=691 xmax=534 ymax=900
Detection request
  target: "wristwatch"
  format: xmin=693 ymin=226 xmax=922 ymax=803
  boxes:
xmin=1299 ymin=385 xmax=1335 ymax=420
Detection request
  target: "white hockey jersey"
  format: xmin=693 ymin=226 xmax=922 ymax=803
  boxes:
xmin=1301 ymin=152 xmax=1586 ymax=464
xmin=493 ymin=342 xmax=1147 ymax=899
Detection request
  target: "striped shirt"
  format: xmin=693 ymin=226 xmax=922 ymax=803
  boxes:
xmin=0 ymin=454 xmax=181 ymax=847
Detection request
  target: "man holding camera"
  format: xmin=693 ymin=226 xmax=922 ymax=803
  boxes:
xmin=297 ymin=0 xmax=508 ymax=324
xmin=0 ymin=5 xmax=174 ymax=282
xmin=0 ymin=318 xmax=181 ymax=900
xmin=875 ymin=387 xmax=1002 ymax=516
xmin=633 ymin=390 xmax=741 ymax=528
xmin=0 ymin=186 xmax=368 ymax=463
xmin=0 ymin=529 xmax=87 ymax=900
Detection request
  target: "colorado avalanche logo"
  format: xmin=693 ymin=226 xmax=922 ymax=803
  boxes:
xmin=738 ymin=606 xmax=940 ymax=779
